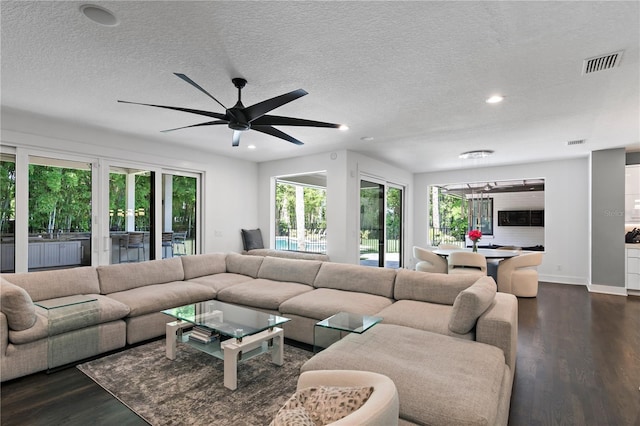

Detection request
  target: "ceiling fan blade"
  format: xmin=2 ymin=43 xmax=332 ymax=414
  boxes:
xmin=252 ymin=114 xmax=342 ymax=128
xmin=244 ymin=89 xmax=308 ymax=122
xmin=118 ymin=100 xmax=226 ymax=120
xmin=174 ymin=73 xmax=228 ymax=110
xmin=232 ymin=130 xmax=241 ymax=147
xmin=160 ymin=120 xmax=227 ymax=133
xmin=252 ymin=125 xmax=304 ymax=145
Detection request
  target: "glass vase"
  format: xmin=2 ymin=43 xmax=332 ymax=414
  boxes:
xmin=472 ymin=241 xmax=478 ymax=252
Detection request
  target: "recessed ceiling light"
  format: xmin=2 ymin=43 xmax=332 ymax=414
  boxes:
xmin=459 ymin=150 xmax=494 ymax=159
xmin=247 ymin=145 xmax=256 ymax=150
xmin=80 ymin=4 xmax=119 ymax=26
xmin=338 ymin=125 xmax=349 ymax=131
xmin=360 ymin=136 xmax=374 ymax=141
xmin=485 ymin=95 xmax=504 ymax=104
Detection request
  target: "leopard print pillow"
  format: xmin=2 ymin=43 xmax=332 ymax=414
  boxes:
xmin=270 ymin=407 xmax=315 ymax=426
xmin=270 ymin=385 xmax=374 ymax=426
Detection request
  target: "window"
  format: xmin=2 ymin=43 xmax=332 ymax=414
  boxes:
xmin=274 ymin=174 xmax=327 ymax=254
xmin=469 ymin=197 xmax=493 ymax=236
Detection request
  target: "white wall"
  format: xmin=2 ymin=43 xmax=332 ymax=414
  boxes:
xmin=414 ymin=158 xmax=589 ymax=284
xmin=490 ymin=191 xmax=545 ymax=247
xmin=1 ymin=109 xmax=258 ymax=261
xmin=258 ymin=150 xmax=413 ymax=264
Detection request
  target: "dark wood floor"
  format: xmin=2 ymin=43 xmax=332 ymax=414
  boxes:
xmin=2 ymin=282 xmax=639 ymax=425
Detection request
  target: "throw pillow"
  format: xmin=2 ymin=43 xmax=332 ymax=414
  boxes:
xmin=449 ymin=277 xmax=497 ymax=334
xmin=0 ymin=278 xmax=37 ymax=331
xmin=269 ymin=407 xmax=315 ymax=426
xmin=241 ymin=228 xmax=264 ymax=251
xmin=271 ymin=385 xmax=374 ymax=426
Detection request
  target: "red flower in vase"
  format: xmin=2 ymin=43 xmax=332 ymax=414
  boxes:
xmin=468 ymin=229 xmax=482 ymax=242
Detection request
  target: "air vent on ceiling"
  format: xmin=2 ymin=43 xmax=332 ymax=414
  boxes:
xmin=567 ymin=139 xmax=585 ymax=146
xmin=582 ymin=51 xmax=622 ymax=74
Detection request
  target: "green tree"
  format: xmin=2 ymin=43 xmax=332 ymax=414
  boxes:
xmin=28 ymin=165 xmax=91 ymax=233
xmin=0 ymin=160 xmax=16 ymax=234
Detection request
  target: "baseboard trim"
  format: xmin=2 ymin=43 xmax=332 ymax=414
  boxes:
xmin=538 ymin=274 xmax=585 ymax=285
xmin=587 ymin=283 xmax=628 ymax=296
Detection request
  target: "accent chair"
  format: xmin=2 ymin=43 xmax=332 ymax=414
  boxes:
xmin=448 ymin=251 xmax=487 ymax=277
xmin=413 ymin=246 xmax=447 ymax=273
xmin=497 ymin=252 xmax=543 ymax=297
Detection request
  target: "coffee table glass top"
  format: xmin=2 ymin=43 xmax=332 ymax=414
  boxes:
xmin=163 ymin=300 xmax=289 ymax=340
xmin=316 ymin=311 xmax=383 ymax=334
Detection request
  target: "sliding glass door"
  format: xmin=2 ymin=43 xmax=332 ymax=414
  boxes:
xmin=28 ymin=156 xmax=93 ymax=271
xmin=162 ymin=173 xmax=198 ymax=257
xmin=359 ymin=179 xmax=404 ymax=268
xmin=108 ymin=166 xmax=153 ymax=264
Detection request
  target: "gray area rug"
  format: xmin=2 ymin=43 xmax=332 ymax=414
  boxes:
xmin=77 ymin=339 xmax=313 ymax=425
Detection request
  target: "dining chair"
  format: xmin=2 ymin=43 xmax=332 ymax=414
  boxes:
xmin=162 ymin=232 xmax=174 ymax=258
xmin=173 ymin=232 xmax=187 ymax=256
xmin=116 ymin=233 xmax=129 ymax=263
xmin=413 ymin=246 xmax=448 ymax=273
xmin=497 ymin=252 xmax=544 ymax=297
xmin=448 ymin=251 xmax=487 ymax=277
xmin=126 ymin=232 xmax=145 ymax=262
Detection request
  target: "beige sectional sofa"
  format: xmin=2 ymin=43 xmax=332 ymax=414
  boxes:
xmin=0 ymin=252 xmax=517 ymax=425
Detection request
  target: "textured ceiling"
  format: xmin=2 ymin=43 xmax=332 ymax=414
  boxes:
xmin=1 ymin=1 xmax=639 ymax=172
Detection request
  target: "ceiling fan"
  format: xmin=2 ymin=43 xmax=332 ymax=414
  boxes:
xmin=118 ymin=73 xmax=347 ymax=147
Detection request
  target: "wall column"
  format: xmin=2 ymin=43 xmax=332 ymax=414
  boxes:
xmin=590 ymin=148 xmax=625 ymax=290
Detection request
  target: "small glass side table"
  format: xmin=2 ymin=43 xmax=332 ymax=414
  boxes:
xmin=313 ymin=311 xmax=382 ymax=353
xmin=35 ymin=295 xmax=99 ymax=370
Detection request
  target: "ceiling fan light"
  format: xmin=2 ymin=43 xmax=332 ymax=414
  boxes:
xmin=338 ymin=124 xmax=349 ymax=131
xmin=486 ymin=95 xmax=504 ymax=104
xmin=459 ymin=150 xmax=494 ymax=159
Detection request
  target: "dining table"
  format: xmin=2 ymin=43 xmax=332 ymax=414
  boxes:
xmin=432 ymin=248 xmax=530 ymax=280
xmin=432 ymin=248 xmax=524 ymax=259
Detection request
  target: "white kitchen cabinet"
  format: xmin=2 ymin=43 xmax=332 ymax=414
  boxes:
xmin=1 ymin=243 xmax=15 ymax=271
xmin=625 ymin=165 xmax=640 ymax=223
xmin=627 ymin=247 xmax=640 ymax=290
xmin=28 ymin=241 xmax=82 ymax=269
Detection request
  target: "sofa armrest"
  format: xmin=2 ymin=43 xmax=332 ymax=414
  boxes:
xmin=0 ymin=313 xmax=8 ymax=356
xmin=475 ymin=292 xmax=518 ymax=371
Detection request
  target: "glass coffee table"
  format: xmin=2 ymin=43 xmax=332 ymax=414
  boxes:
xmin=163 ymin=300 xmax=290 ymax=390
xmin=313 ymin=311 xmax=383 ymax=353
xmin=35 ymin=295 xmax=100 ymax=370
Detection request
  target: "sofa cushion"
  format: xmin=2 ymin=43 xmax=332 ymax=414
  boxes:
xmin=313 ymin=263 xmax=395 ymax=298
xmin=449 ymin=277 xmax=497 ymax=334
xmin=106 ymin=282 xmax=215 ymax=317
xmin=393 ymin=269 xmax=479 ymax=305
xmin=216 ymin=279 xmax=314 ymax=310
xmin=280 ymin=288 xmax=393 ymax=320
xmin=376 ymin=300 xmax=473 ymax=340
xmin=226 ymin=253 xmax=263 ymax=278
xmin=257 ymin=257 xmax=322 ymax=286
xmin=0 ymin=278 xmax=37 ymax=331
xmin=3 ymin=267 xmax=100 ymax=302
xmin=301 ymin=324 xmax=508 ymax=426
xmin=186 ymin=273 xmax=254 ymax=293
xmin=97 ymin=258 xmax=184 ymax=294
xmin=181 ymin=253 xmax=227 ymax=280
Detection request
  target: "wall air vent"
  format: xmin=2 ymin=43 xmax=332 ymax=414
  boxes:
xmin=582 ymin=51 xmax=622 ymax=74
xmin=567 ymin=139 xmax=585 ymax=146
